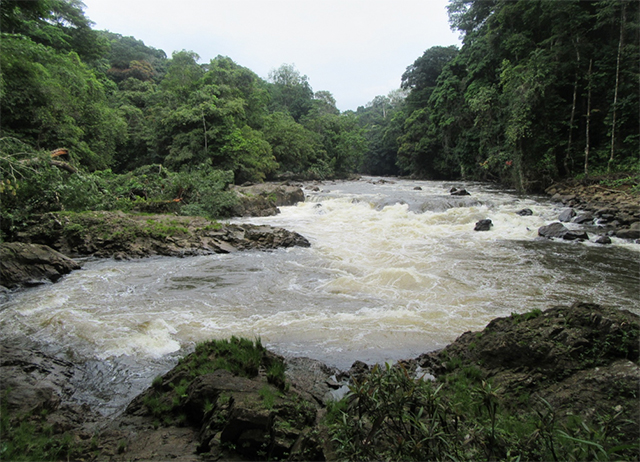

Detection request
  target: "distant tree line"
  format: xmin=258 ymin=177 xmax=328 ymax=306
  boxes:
xmin=1 ymin=0 xmax=638 ymax=237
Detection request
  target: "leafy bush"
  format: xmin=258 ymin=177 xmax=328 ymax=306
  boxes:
xmin=326 ymin=362 xmax=639 ymax=461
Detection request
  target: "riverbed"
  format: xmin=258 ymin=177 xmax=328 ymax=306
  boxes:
xmin=1 ymin=177 xmax=638 ymax=415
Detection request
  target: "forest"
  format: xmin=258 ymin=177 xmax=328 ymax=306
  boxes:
xmin=1 ymin=0 xmax=638 ymax=239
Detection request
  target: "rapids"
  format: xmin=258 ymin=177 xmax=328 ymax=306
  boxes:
xmin=1 ymin=177 xmax=638 ymax=415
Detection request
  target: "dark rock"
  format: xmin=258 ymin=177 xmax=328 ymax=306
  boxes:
xmin=414 ymin=186 xmax=422 ymax=190
xmin=573 ymin=213 xmax=594 ymax=224
xmin=450 ymin=188 xmax=471 ymax=196
xmin=348 ymin=360 xmax=370 ymax=382
xmin=538 ymin=222 xmax=570 ymax=239
xmin=474 ymin=219 xmax=493 ymax=231
xmin=0 ymin=242 xmax=81 ymax=288
xmin=595 ymin=236 xmax=612 ymax=245
xmin=417 ymin=302 xmax=639 ymax=440
xmin=615 ymin=228 xmax=640 ymax=240
xmin=17 ymin=212 xmax=310 ymax=259
xmin=516 ymin=208 xmax=533 ymax=216
xmin=558 ymin=208 xmax=576 ymax=222
xmin=538 ymin=222 xmax=589 ymax=241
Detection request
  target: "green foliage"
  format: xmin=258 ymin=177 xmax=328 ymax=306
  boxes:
xmin=141 ymin=336 xmax=288 ymax=426
xmin=0 ymin=35 xmax=126 ymax=170
xmin=393 ymin=0 xmax=640 ymax=190
xmin=510 ymin=308 xmax=543 ymax=324
xmin=0 ymin=391 xmax=82 ymax=461
xmin=327 ymin=361 xmax=639 ymax=461
xmin=0 ymin=149 xmax=237 ymax=240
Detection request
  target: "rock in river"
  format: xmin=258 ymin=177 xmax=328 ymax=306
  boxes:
xmin=538 ymin=222 xmax=589 ymax=241
xmin=474 ymin=219 xmax=493 ymax=231
xmin=0 ymin=242 xmax=81 ymax=289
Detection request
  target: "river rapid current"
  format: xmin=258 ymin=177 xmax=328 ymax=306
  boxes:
xmin=1 ymin=177 xmax=638 ymax=415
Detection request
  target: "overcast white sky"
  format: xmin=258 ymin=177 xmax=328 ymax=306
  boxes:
xmin=82 ymin=0 xmax=461 ymax=112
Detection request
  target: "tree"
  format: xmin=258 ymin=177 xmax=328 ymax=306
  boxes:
xmin=267 ymin=64 xmax=314 ymax=122
xmin=0 ymin=35 xmax=125 ymax=170
xmin=262 ymin=112 xmax=318 ymax=175
xmin=401 ymin=45 xmax=459 ymax=110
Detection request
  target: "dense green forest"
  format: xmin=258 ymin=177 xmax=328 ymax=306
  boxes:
xmin=1 ymin=0 xmax=638 ymax=238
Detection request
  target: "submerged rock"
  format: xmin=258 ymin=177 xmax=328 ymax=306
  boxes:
xmin=516 ymin=208 xmax=533 ymax=216
xmin=450 ymin=188 xmax=471 ymax=196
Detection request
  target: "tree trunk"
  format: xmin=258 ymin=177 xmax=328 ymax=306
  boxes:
xmin=565 ymin=42 xmax=580 ymax=175
xmin=202 ymin=112 xmax=208 ymax=154
xmin=608 ymin=3 xmax=626 ymax=173
xmin=584 ymin=58 xmax=593 ymax=177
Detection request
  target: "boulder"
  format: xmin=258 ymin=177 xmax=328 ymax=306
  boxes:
xmin=450 ymin=188 xmax=470 ymax=196
xmin=538 ymin=222 xmax=570 ymax=239
xmin=573 ymin=213 xmax=594 ymax=224
xmin=595 ymin=235 xmax=612 ymax=245
xmin=538 ymin=222 xmax=589 ymax=241
xmin=615 ymin=228 xmax=640 ymax=240
xmin=558 ymin=208 xmax=576 ymax=222
xmin=474 ymin=219 xmax=493 ymax=231
xmin=0 ymin=242 xmax=81 ymax=288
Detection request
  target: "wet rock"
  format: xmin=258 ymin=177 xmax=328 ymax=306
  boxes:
xmin=563 ymin=230 xmax=590 ymax=241
xmin=595 ymin=235 xmax=612 ymax=245
xmin=0 ymin=242 xmax=81 ymax=288
xmin=538 ymin=222 xmax=570 ymax=239
xmin=416 ymin=302 xmax=639 ymax=445
xmin=516 ymin=208 xmax=533 ymax=216
xmin=414 ymin=186 xmax=422 ymax=190
xmin=474 ymin=219 xmax=493 ymax=231
xmin=450 ymin=188 xmax=470 ymax=196
xmin=0 ymin=341 xmax=100 ymax=437
xmin=574 ymin=213 xmax=594 ymax=224
xmin=538 ymin=222 xmax=588 ymax=241
xmin=615 ymin=228 xmax=640 ymax=240
xmin=558 ymin=208 xmax=576 ymax=222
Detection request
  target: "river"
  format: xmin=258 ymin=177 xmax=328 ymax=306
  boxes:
xmin=1 ymin=177 xmax=638 ymax=415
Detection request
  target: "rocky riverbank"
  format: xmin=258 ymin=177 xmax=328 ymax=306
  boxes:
xmin=1 ymin=302 xmax=637 ymax=461
xmin=0 ymin=212 xmax=310 ymax=289
xmin=545 ymin=177 xmax=640 ymax=241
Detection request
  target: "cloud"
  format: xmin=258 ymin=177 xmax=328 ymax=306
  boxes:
xmin=84 ymin=0 xmax=460 ymax=111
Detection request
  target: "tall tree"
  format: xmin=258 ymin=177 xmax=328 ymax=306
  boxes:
xmin=267 ymin=64 xmax=314 ymax=122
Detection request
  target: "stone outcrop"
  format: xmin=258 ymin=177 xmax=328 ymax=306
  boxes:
xmin=413 ymin=302 xmax=639 ymax=437
xmin=232 ymin=183 xmax=305 ymax=217
xmin=0 ymin=242 xmax=81 ymax=288
xmin=15 ymin=212 xmax=310 ymax=259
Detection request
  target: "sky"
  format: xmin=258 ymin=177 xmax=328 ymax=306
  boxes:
xmin=82 ymin=0 xmax=462 ymax=112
